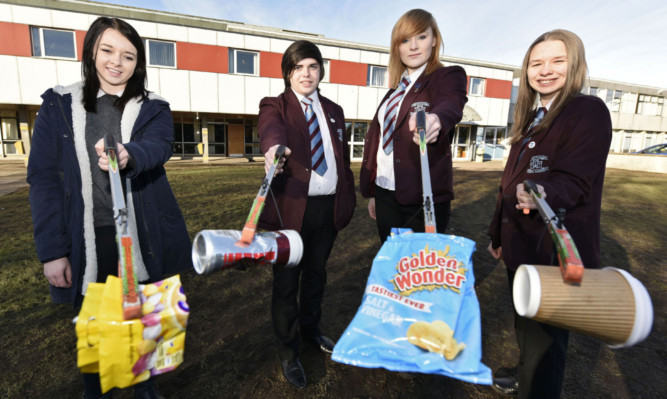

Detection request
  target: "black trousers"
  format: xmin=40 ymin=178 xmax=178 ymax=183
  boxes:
xmin=507 ymin=267 xmax=569 ymax=399
xmin=373 ymin=185 xmax=451 ymax=243
xmin=271 ymin=195 xmax=338 ymax=361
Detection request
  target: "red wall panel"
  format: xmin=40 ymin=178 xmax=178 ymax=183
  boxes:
xmin=260 ymin=51 xmax=282 ymax=79
xmin=484 ymin=78 xmax=512 ymax=99
xmin=176 ymin=42 xmax=228 ymax=74
xmin=75 ymin=30 xmax=86 ymax=61
xmin=329 ymin=60 xmax=367 ymax=86
xmin=0 ymin=22 xmax=32 ymax=57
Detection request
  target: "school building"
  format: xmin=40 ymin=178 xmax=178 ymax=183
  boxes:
xmin=0 ymin=0 xmax=665 ymax=163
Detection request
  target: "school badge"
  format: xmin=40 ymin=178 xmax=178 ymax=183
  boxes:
xmin=527 ymin=155 xmax=549 ymax=174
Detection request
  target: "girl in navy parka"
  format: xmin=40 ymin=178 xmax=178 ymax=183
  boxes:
xmin=27 ymin=17 xmax=191 ymax=399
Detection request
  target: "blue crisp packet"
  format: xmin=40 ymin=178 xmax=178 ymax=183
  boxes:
xmin=332 ymin=231 xmax=492 ymax=385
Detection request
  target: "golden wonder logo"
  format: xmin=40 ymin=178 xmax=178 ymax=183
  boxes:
xmin=391 ymin=245 xmax=466 ymax=294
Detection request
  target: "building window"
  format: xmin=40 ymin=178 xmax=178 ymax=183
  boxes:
xmin=367 ymin=65 xmax=388 ymax=87
xmin=245 ymin=119 xmax=261 ymax=155
xmin=636 ymin=95 xmax=664 ymax=115
xmin=622 ymin=131 xmax=633 ymax=153
xmin=605 ymin=90 xmax=623 ymax=112
xmin=1 ymin=113 xmax=22 ymax=156
xmin=30 ymin=27 xmax=76 ymax=59
xmin=346 ymin=121 xmax=368 ymax=160
xmin=321 ymin=59 xmax=330 ymax=83
xmin=229 ymin=49 xmax=258 ymax=75
xmin=452 ymin=125 xmax=472 ymax=159
xmin=468 ymin=77 xmax=485 ymax=96
xmin=143 ymin=39 xmax=176 ymax=67
xmin=172 ymin=115 xmax=202 ymax=156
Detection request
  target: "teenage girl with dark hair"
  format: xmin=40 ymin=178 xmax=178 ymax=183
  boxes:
xmin=27 ymin=17 xmax=191 ymax=398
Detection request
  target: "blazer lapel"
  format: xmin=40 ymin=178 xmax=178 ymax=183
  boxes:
xmin=395 ymin=72 xmax=430 ymax=128
xmin=320 ymin=97 xmax=342 ymax=160
xmin=285 ymin=90 xmax=310 ymax=145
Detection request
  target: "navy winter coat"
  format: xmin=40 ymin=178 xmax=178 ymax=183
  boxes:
xmin=27 ymin=82 xmax=192 ymax=304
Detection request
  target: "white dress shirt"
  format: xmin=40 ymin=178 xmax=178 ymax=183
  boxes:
xmin=375 ymin=63 xmax=426 ymax=191
xmin=292 ymin=88 xmax=338 ymax=196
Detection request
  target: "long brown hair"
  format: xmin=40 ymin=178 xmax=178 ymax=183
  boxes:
xmin=509 ymin=29 xmax=588 ymax=145
xmin=388 ymin=9 xmax=443 ymax=89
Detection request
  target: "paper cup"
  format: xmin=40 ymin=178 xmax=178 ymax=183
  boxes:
xmin=192 ymin=229 xmax=303 ymax=274
xmin=513 ymin=265 xmax=653 ymax=348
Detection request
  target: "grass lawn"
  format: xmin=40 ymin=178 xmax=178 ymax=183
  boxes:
xmin=0 ymin=162 xmax=664 ymax=398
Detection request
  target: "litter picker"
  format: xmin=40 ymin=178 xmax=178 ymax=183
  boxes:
xmin=237 ymin=145 xmax=286 ymax=246
xmin=105 ymin=133 xmax=142 ymax=320
xmin=523 ymin=179 xmax=585 ymax=284
xmin=415 ymin=104 xmax=436 ymax=233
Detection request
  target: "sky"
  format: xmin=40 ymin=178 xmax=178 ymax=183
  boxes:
xmin=95 ymin=0 xmax=667 ymax=88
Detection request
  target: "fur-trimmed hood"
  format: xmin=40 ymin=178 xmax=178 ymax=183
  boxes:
xmin=53 ymin=82 xmax=151 ymax=292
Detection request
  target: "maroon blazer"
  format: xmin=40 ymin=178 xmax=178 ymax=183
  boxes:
xmin=488 ymin=95 xmax=612 ymax=271
xmin=257 ymin=90 xmax=356 ymax=232
xmin=360 ymin=66 xmax=468 ymax=205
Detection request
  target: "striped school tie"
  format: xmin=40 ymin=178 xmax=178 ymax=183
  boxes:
xmin=528 ymin=107 xmax=546 ymax=133
xmin=517 ymin=107 xmax=547 ymax=162
xmin=302 ymin=97 xmax=327 ymax=176
xmin=382 ymin=77 xmax=411 ymax=154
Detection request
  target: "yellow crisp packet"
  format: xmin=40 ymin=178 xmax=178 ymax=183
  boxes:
xmin=75 ymin=282 xmax=105 ymax=373
xmin=75 ymin=275 xmax=189 ymax=394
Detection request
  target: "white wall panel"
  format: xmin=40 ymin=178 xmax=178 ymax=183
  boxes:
xmin=357 ymin=86 xmax=379 ymax=120
xmin=12 ymin=5 xmax=51 ymax=26
xmin=0 ymin=56 xmax=21 ymax=103
xmin=380 ymin=53 xmax=390 ymax=66
xmin=0 ymin=4 xmax=12 ymax=23
xmin=318 ymin=45 xmax=339 ymax=60
xmin=55 ymin=60 xmax=81 ymax=87
xmin=478 ymin=66 xmax=496 ymax=79
xmin=472 ymin=96 xmax=491 ymax=124
xmin=245 ymin=35 xmax=270 ymax=52
xmin=218 ymin=31 xmax=244 ymax=48
xmin=125 ymin=19 xmax=157 ymax=38
xmin=188 ymin=27 xmax=216 ymax=45
xmin=269 ymin=78 xmax=284 ymax=97
xmin=360 ymin=50 xmax=380 ymax=65
xmin=189 ymin=71 xmax=218 ymax=112
xmin=463 ymin=65 xmax=480 ymax=78
xmin=52 ymin=10 xmax=89 ymax=30
xmin=501 ymin=100 xmax=510 ymax=126
xmin=270 ymin=38 xmax=292 ymax=54
xmin=337 ymin=85 xmax=359 ymax=119
xmin=18 ymin=58 xmax=57 ymax=105
xmin=159 ymin=68 xmax=190 ymax=111
xmin=318 ymin=83 xmax=338 ymax=104
xmin=218 ymin=74 xmax=244 ymax=114
xmin=146 ymin=67 xmax=161 ymax=94
xmin=157 ymin=24 xmax=187 ymax=42
xmin=486 ymin=98 xmax=504 ymax=126
xmin=491 ymin=68 xmax=512 ymax=81
xmin=339 ymin=48 xmax=360 ymax=63
xmin=245 ymin=77 xmax=269 ymax=114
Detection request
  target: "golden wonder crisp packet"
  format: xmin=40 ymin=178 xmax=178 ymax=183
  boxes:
xmin=332 ymin=231 xmax=492 ymax=384
xmin=75 ymin=275 xmax=189 ymax=393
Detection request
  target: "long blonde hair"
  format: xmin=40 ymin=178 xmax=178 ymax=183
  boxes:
xmin=388 ymin=9 xmax=443 ymax=89
xmin=510 ymin=29 xmax=588 ymax=144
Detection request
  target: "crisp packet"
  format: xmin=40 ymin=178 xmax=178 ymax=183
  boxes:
xmin=332 ymin=230 xmax=492 ymax=385
xmin=75 ymin=275 xmax=189 ymax=393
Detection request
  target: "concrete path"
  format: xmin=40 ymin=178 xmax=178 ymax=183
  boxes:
xmin=0 ymin=160 xmax=28 ymax=196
